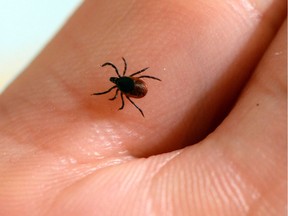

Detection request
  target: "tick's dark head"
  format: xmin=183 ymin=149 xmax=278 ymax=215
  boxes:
xmin=109 ymin=77 xmax=118 ymax=84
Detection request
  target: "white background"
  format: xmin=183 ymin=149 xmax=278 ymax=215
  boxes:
xmin=0 ymin=0 xmax=82 ymax=93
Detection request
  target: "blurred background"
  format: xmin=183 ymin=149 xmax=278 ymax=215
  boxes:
xmin=0 ymin=0 xmax=82 ymax=93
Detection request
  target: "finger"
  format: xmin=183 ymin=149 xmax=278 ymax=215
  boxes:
xmin=168 ymin=19 xmax=286 ymax=215
xmin=41 ymin=21 xmax=287 ymax=215
xmin=0 ymin=0 xmax=286 ymax=160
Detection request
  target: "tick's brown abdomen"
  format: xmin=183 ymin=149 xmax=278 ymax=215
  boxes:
xmin=125 ymin=78 xmax=147 ymax=98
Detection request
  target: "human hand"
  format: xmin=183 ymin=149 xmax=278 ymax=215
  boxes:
xmin=0 ymin=0 xmax=286 ymax=215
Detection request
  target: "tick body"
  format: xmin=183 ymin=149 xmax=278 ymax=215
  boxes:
xmin=92 ymin=57 xmax=161 ymax=117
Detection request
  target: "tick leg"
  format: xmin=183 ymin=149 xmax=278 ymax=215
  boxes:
xmin=130 ymin=67 xmax=149 ymax=77
xmin=126 ymin=96 xmax=145 ymax=117
xmin=119 ymin=92 xmax=125 ymax=110
xmin=102 ymin=62 xmax=121 ymax=77
xmin=91 ymin=86 xmax=117 ymax=95
xmin=137 ymin=75 xmax=161 ymax=81
xmin=109 ymin=88 xmax=119 ymax=100
xmin=122 ymin=57 xmax=127 ymax=76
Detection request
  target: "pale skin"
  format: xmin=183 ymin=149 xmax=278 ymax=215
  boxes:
xmin=0 ymin=0 xmax=286 ymax=215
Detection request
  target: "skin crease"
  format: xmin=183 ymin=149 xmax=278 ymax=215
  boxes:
xmin=0 ymin=0 xmax=286 ymax=215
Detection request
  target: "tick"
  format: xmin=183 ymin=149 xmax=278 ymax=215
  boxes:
xmin=92 ymin=57 xmax=161 ymax=117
